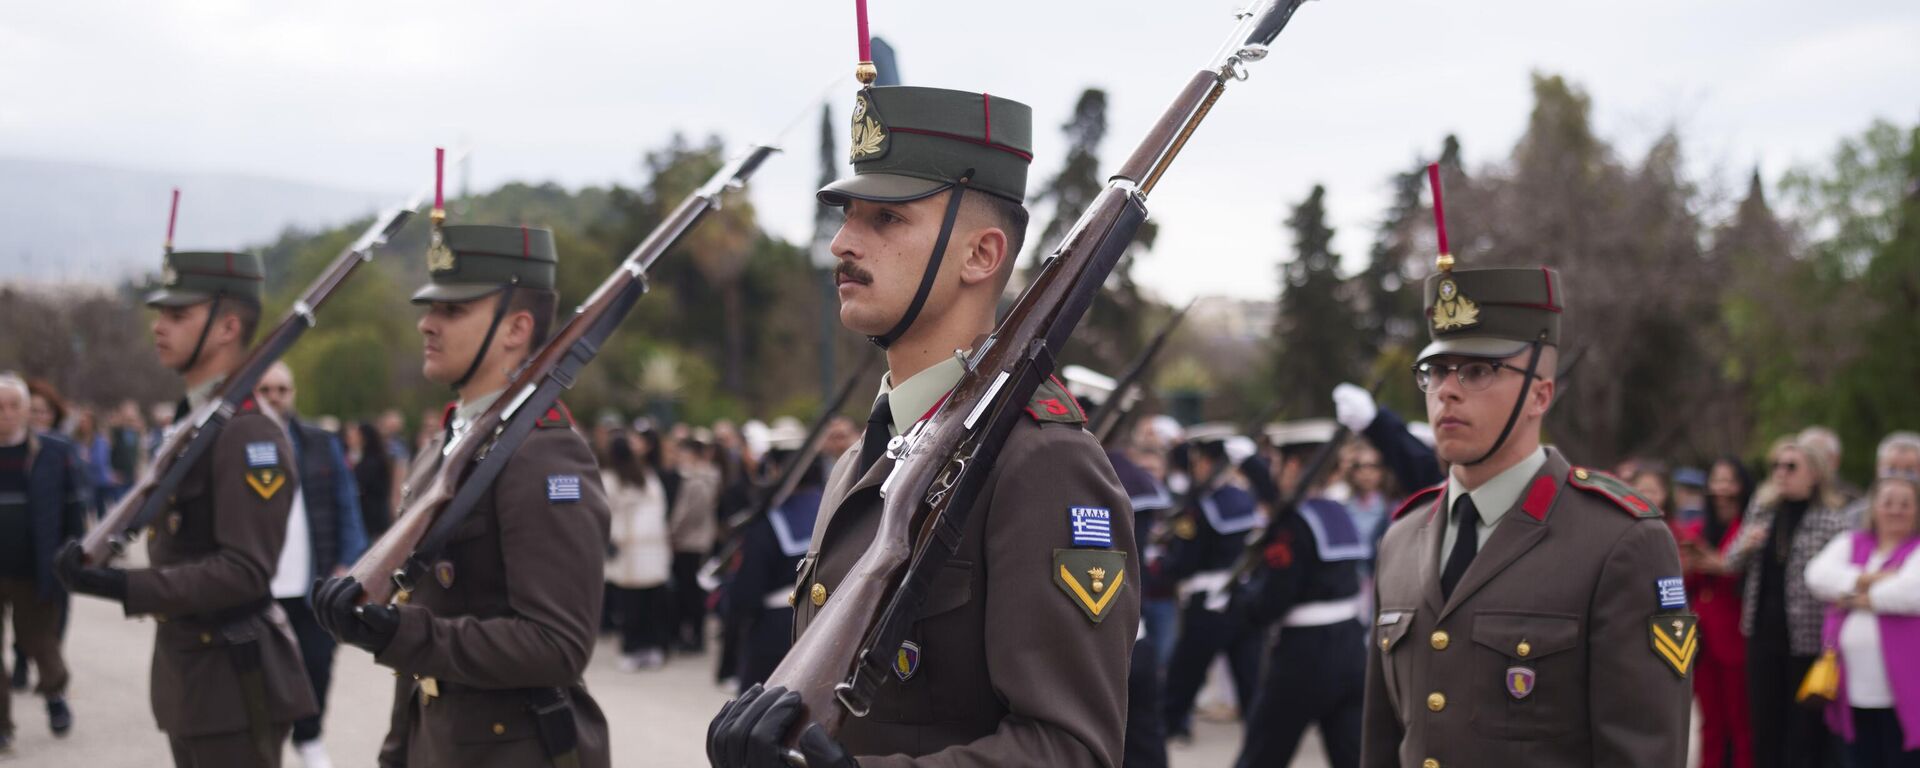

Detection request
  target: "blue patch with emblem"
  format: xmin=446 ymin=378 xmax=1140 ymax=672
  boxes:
xmin=1657 ymin=577 xmax=1686 ymax=609
xmin=1069 ymin=506 xmax=1113 ymax=548
xmin=245 ymin=442 xmax=279 ymax=468
xmin=894 ymin=640 xmax=921 ymax=682
xmin=547 ymin=475 xmax=581 ymax=503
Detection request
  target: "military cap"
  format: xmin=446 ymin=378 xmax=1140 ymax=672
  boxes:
xmin=818 ymin=86 xmax=1034 ymax=206
xmin=1264 ymin=419 xmax=1338 ymax=449
xmin=1183 ymin=422 xmax=1240 ymax=445
xmin=411 ymin=224 xmax=558 ymax=304
xmin=146 ymin=251 xmax=265 ymax=308
xmin=1061 ymin=365 xmax=1117 ymax=408
xmin=767 ymin=417 xmax=808 ymax=451
xmin=1417 ymin=266 xmax=1563 ymax=362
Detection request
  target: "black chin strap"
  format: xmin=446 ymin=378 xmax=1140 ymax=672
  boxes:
xmin=452 ymin=281 xmax=518 ymax=392
xmin=869 ymin=175 xmax=972 ymax=349
xmin=181 ymin=293 xmax=226 ymax=372
xmin=1463 ymin=337 xmax=1545 ymax=467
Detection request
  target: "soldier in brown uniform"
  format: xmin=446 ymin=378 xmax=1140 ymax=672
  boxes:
xmin=707 ymin=85 xmax=1140 ymax=768
xmin=311 ymin=225 xmax=612 ymax=768
xmin=1359 ymin=261 xmax=1695 ymax=767
xmin=57 ymin=250 xmax=318 ymax=767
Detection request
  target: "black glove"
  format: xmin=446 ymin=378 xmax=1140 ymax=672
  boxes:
xmin=311 ymin=576 xmax=399 ymax=655
xmin=54 ymin=541 xmax=127 ymax=602
xmin=708 ymin=684 xmax=853 ymax=768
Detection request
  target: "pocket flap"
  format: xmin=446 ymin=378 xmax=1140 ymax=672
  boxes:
xmin=1376 ymin=608 xmax=1416 ymax=652
xmin=1471 ymin=611 xmax=1580 ymax=659
xmin=448 ymin=691 xmax=539 ymax=744
xmin=918 ymin=559 xmax=975 ymax=619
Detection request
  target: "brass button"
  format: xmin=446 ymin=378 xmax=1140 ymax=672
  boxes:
xmin=1574 ymin=469 xmax=1591 ymax=481
xmin=491 ymin=723 xmax=506 ymax=736
xmin=1430 ymin=631 xmax=1450 ymax=650
xmin=1380 ymin=636 xmax=1391 ymax=651
xmin=1423 ymin=760 xmax=1440 ymax=768
xmin=1517 ymin=640 xmax=1532 ymax=657
xmin=199 ymin=633 xmax=213 ymax=644
xmin=787 ymin=590 xmax=797 ymax=607
xmin=1427 ymin=692 xmax=1446 ymax=712
xmin=810 ymin=583 xmax=828 ymax=607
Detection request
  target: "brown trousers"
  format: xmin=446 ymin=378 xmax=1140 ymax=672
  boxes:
xmin=0 ymin=578 xmax=69 ymax=735
xmin=168 ymin=723 xmax=291 ymax=768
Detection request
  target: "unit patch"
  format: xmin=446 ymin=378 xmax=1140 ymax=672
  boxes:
xmin=1657 ymin=577 xmax=1687 ymax=610
xmin=894 ymin=640 xmax=921 ymax=682
xmin=245 ymin=441 xmax=279 ymax=468
xmin=547 ymin=475 xmax=581 ymax=503
xmin=1069 ymin=506 xmax=1113 ymax=548
xmin=1506 ymin=666 xmax=1537 ymax=700
xmin=1649 ymin=613 xmax=1699 ymax=678
xmin=1053 ymin=549 xmax=1128 ymax=623
xmin=435 ymin=560 xmax=457 ymax=589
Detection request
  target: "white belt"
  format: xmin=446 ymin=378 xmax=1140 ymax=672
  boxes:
xmin=1283 ymin=599 xmax=1360 ymax=627
xmin=763 ymin=590 xmax=795 ymax=610
xmin=1178 ymin=570 xmax=1232 ymax=600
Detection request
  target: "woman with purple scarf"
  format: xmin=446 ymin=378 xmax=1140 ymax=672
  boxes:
xmin=1807 ymin=472 xmax=1920 ymax=767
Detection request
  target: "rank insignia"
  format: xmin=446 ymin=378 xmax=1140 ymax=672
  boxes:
xmin=1069 ymin=506 xmax=1113 ymax=548
xmin=1649 ymin=613 xmax=1700 ymax=677
xmin=1431 ymin=278 xmax=1480 ymax=331
xmin=434 ymin=560 xmax=456 ymax=589
xmin=246 ymin=467 xmax=286 ymax=500
xmin=1506 ymin=666 xmax=1536 ymax=700
xmin=1054 ymin=549 xmax=1128 ymax=623
xmin=547 ymin=475 xmax=581 ymax=502
xmin=894 ymin=640 xmax=921 ymax=682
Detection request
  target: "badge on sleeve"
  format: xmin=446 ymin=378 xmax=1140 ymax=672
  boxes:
xmin=243 ymin=441 xmax=285 ymax=500
xmin=1069 ymin=506 xmax=1113 ymax=548
xmin=1649 ymin=613 xmax=1700 ymax=677
xmin=1054 ymin=549 xmax=1128 ymax=623
xmin=1657 ymin=577 xmax=1687 ymax=609
xmin=547 ymin=475 xmax=582 ymax=503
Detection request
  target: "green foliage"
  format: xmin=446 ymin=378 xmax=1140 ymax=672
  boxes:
xmin=1270 ymin=185 xmax=1363 ymax=418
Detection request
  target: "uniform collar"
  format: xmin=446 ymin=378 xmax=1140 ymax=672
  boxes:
xmin=186 ymin=376 xmax=224 ymax=411
xmin=450 ymin=389 xmax=506 ymax=442
xmin=879 ymin=355 xmax=965 ymax=437
xmin=1447 ymin=446 xmax=1547 ymax=526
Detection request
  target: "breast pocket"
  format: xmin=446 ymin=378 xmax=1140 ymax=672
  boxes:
xmin=1374 ymin=608 xmax=1416 ymax=713
xmin=871 ymin=559 xmax=976 ymax=725
xmin=1469 ymin=610 xmax=1582 ymax=741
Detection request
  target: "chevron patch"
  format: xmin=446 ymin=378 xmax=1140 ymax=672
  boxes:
xmin=1649 ymin=613 xmax=1699 ymax=678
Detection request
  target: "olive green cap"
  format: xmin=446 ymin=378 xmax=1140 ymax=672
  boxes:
xmin=411 ymin=224 xmax=558 ymax=304
xmin=1417 ymin=266 xmax=1563 ymax=362
xmin=145 ymin=251 xmax=265 ymax=308
xmin=818 ymin=86 xmax=1033 ymax=207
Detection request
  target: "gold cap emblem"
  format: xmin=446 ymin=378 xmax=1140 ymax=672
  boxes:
xmin=161 ymin=261 xmax=179 ymax=287
xmin=850 ymin=94 xmax=886 ymax=161
xmin=1432 ymin=278 xmax=1480 ymax=331
xmin=426 ymin=230 xmax=456 ymax=273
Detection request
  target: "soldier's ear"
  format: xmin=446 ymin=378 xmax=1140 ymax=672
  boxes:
xmin=956 ymin=224 xmax=1009 ymax=288
xmin=500 ymin=308 xmax=536 ymax=353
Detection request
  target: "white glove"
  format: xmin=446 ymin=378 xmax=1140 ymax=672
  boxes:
xmin=1332 ymin=382 xmax=1377 ymax=433
xmin=1223 ymin=436 xmax=1258 ymax=466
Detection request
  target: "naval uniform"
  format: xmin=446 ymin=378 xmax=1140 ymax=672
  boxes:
xmin=1233 ymin=497 xmax=1369 ymax=768
xmin=1108 ymin=450 xmax=1172 ymax=768
xmin=729 ymin=486 xmax=820 ymax=692
xmin=373 ymin=398 xmax=612 ymax=768
xmin=1157 ymin=481 xmax=1262 ymax=737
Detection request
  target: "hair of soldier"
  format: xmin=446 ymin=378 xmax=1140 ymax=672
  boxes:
xmin=963 ymin=193 xmax=1028 ymax=289
xmin=505 ymin=287 xmax=559 ymax=350
xmin=218 ymin=299 xmax=262 ymax=345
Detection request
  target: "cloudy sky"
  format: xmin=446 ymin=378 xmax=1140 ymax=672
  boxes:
xmin=4 ymin=0 xmax=1916 ymax=301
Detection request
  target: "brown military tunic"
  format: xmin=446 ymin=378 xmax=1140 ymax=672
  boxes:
xmin=374 ymin=401 xmax=611 ymax=768
xmin=122 ymin=398 xmax=318 ymax=751
xmin=791 ymin=378 xmax=1140 ymax=768
xmin=1360 ymin=447 xmax=1693 ymax=768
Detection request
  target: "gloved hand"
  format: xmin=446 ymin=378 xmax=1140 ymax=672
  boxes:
xmin=708 ymin=685 xmax=856 ymax=768
xmin=1332 ymin=382 xmax=1378 ymax=433
xmin=311 ymin=576 xmax=399 ymax=655
xmin=54 ymin=541 xmax=127 ymax=602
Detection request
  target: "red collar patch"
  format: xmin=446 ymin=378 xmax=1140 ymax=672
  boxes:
xmin=1392 ymin=483 xmax=1447 ymax=521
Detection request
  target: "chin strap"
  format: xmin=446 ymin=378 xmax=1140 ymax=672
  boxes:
xmin=869 ymin=175 xmax=973 ymax=349
xmin=451 ymin=281 xmax=519 ymax=392
xmin=180 ymin=293 xmax=226 ymax=372
xmin=1463 ymin=336 xmax=1545 ymax=467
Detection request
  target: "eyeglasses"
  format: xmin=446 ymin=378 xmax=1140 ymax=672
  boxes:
xmin=1772 ymin=460 xmax=1800 ymax=473
xmin=1412 ymin=360 xmax=1535 ymax=394
xmin=258 ymin=385 xmax=293 ymax=395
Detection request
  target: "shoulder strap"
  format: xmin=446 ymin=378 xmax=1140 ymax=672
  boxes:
xmin=1568 ymin=467 xmax=1662 ymax=518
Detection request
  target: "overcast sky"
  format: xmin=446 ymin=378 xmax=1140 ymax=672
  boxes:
xmin=4 ymin=0 xmax=1916 ymax=301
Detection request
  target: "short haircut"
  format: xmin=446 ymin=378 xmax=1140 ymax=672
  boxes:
xmin=221 ymin=300 xmax=262 ymax=345
xmin=965 ymin=193 xmax=1029 ymax=269
xmin=506 ymin=288 xmax=559 ymax=349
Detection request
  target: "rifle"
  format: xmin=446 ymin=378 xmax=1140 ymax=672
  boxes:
xmin=697 ymin=351 xmax=880 ymax=590
xmin=346 ymin=145 xmax=779 ymax=606
xmin=1089 ymin=300 xmax=1193 ymax=447
xmin=78 ymin=183 xmax=436 ymax=564
xmin=1225 ymin=378 xmax=1385 ymax=588
xmin=765 ymin=0 xmax=1316 ymax=747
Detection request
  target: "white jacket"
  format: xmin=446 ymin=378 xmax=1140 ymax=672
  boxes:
xmin=604 ymin=470 xmax=672 ymax=588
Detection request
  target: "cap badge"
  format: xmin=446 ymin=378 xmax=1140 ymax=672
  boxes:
xmin=850 ymin=93 xmax=887 ymax=161
xmin=161 ymin=261 xmax=179 ymax=287
xmin=1432 ymin=278 xmax=1480 ymax=331
xmin=426 ymin=230 xmax=456 ymax=273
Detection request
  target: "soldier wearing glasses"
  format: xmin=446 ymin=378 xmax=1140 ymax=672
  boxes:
xmin=1359 ymin=264 xmax=1693 ymax=768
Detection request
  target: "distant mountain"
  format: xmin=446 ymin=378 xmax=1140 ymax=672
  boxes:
xmin=0 ymin=155 xmax=396 ymax=284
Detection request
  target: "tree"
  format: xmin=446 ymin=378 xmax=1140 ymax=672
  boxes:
xmin=1269 ymin=185 xmax=1362 ymax=417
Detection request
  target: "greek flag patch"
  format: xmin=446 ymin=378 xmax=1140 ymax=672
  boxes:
xmin=1657 ymin=577 xmax=1687 ymax=609
xmin=245 ymin=442 xmax=278 ymax=468
xmin=1069 ymin=506 xmax=1113 ymax=548
xmin=547 ymin=475 xmax=581 ymax=503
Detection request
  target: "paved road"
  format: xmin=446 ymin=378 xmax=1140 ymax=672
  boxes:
xmin=6 ymin=597 xmax=1296 ymax=767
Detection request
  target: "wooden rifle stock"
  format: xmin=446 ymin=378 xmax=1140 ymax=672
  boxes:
xmin=78 ymin=196 xmax=423 ymax=564
xmin=348 ymin=145 xmax=779 ymax=606
xmin=766 ymin=0 xmax=1313 ymax=748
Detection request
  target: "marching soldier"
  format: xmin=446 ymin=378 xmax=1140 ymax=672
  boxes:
xmin=1157 ymin=424 xmax=1262 ymax=742
xmin=707 ymin=82 xmax=1139 ymax=767
xmin=725 ymin=418 xmax=822 ymax=692
xmin=1360 ymin=261 xmax=1693 ymax=767
xmin=1234 ymin=420 xmax=1369 ymax=768
xmin=310 ymin=222 xmax=613 ymax=768
xmin=56 ymin=250 xmax=317 ymax=766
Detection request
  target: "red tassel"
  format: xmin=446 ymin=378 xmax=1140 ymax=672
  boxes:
xmin=1427 ymin=162 xmax=1449 ymax=258
xmin=434 ymin=147 xmax=446 ymax=213
xmin=855 ymin=0 xmax=871 ymax=62
xmin=165 ymin=188 xmax=180 ymax=252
